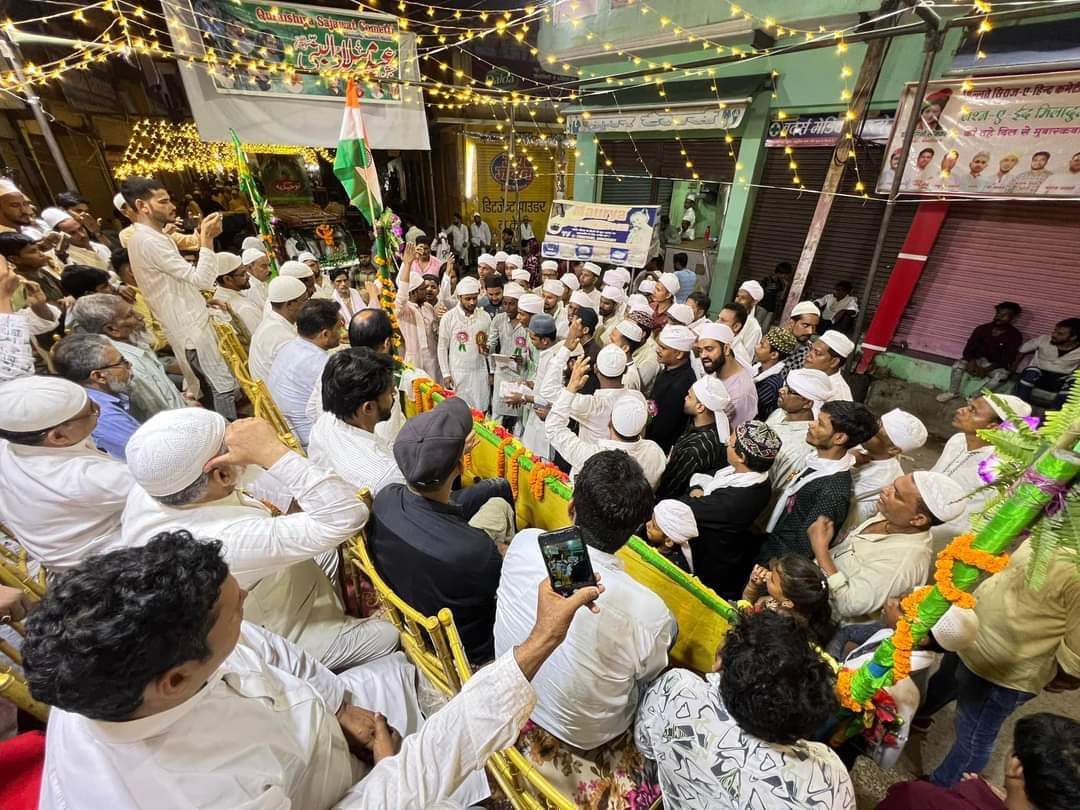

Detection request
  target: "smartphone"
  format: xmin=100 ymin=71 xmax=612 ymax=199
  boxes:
xmin=538 ymin=527 xmax=596 ymax=597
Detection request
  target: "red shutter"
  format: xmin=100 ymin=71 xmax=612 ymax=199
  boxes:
xmin=893 ymin=201 xmax=1080 ymax=358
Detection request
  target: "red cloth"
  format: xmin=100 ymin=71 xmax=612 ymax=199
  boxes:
xmin=0 ymin=731 xmax=45 ymax=810
xmin=856 ymin=200 xmax=951 ymax=373
xmin=878 ymin=777 xmax=1006 ymax=809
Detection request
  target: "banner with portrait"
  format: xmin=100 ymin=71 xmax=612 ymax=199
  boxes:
xmin=879 ymin=71 xmax=1080 ymax=196
xmin=541 ymin=200 xmax=659 ymax=268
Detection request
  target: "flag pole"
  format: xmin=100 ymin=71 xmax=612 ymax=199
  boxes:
xmin=229 ymin=129 xmax=279 ymax=276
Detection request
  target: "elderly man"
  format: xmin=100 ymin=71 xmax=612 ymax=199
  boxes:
xmin=547 ymin=356 xmax=667 ymax=488
xmin=121 ymin=176 xmax=237 ymax=417
xmin=847 ymin=408 xmax=928 ymax=527
xmin=121 ymin=410 xmax=398 ymax=670
xmin=733 ymin=280 xmax=765 ymax=357
xmin=765 ymin=368 xmax=832 ymax=488
xmin=0 ymin=376 xmax=134 ymax=569
xmin=696 ymin=322 xmax=758 ymax=428
xmin=213 ymin=252 xmax=263 ymax=339
xmin=656 ymin=375 xmax=730 ymax=500
xmin=241 ymin=246 xmax=272 ymax=309
xmin=298 ymin=251 xmax=333 ymax=300
xmin=279 ymin=258 xmax=317 ymax=300
xmin=51 ymin=332 xmax=141 ymax=460
xmin=804 ymin=329 xmax=855 ymax=401
xmin=40 ymin=206 xmax=111 ymax=271
xmin=24 ymin=531 xmax=600 ymax=810
xmin=249 ymin=275 xmax=308 ymax=380
xmin=394 ymin=243 xmax=438 ymax=378
xmin=811 ymin=471 xmax=966 ymax=622
xmin=267 ymin=299 xmax=344 ymax=448
xmin=437 ymin=275 xmax=492 ymax=412
xmin=67 ymin=292 xmax=187 ymax=421
xmin=785 ymin=301 xmax=822 ymax=372
xmin=309 ymin=348 xmax=403 ymax=494
xmin=646 ymin=324 xmax=698 ymax=454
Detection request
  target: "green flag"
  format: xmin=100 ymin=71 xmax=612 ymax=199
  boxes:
xmin=333 ymin=79 xmax=383 ymax=227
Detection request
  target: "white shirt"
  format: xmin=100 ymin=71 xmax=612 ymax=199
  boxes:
xmin=436 ymin=305 xmax=492 ymax=413
xmin=267 ymin=338 xmax=329 ymax=447
xmin=847 ymin=456 xmax=904 ymax=527
xmin=520 ymin=342 xmax=560 ymax=459
xmin=333 ymin=287 xmax=365 ymax=323
xmin=828 ymin=370 xmax=853 ymax=402
xmin=632 ymin=341 xmax=660 ymax=395
xmin=249 ymin=309 xmax=297 ymax=380
xmin=308 ymin=412 xmax=405 ymax=495
xmin=1020 ymin=334 xmax=1080 ymax=376
xmin=469 ymin=220 xmax=492 ymax=247
xmin=519 ymin=222 xmax=535 ymax=242
xmin=0 ymin=310 xmax=34 ymax=381
xmin=0 ymin=439 xmax=133 ymax=569
xmin=566 ymin=388 xmax=625 ymax=444
xmin=447 ymin=222 xmax=469 ymax=254
xmin=735 ymin=313 xmax=762 ymax=362
xmin=214 ymin=286 xmax=264 ymax=338
xmin=545 ymin=388 xmax=668 ymax=490
xmin=126 ymin=224 xmax=234 ymax=393
xmin=246 ymin=275 xmax=268 ymax=310
xmin=312 ymin=276 xmax=335 ymax=300
xmin=766 ymin=410 xmax=813 ymax=488
xmin=827 ymin=514 xmax=934 ymax=622
xmin=41 ymin=620 xmax=513 ymax=810
xmin=816 ymin=294 xmax=859 ymax=321
xmin=929 ymin=432 xmax=995 ymax=548
xmin=120 ymin=453 xmax=367 ymax=658
xmin=494 ymin=528 xmax=676 ymax=750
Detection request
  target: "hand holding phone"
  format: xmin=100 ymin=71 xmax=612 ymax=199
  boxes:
xmin=538 ymin=527 xmax=596 ymax=597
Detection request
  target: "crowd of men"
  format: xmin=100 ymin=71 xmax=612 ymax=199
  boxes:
xmin=0 ymin=174 xmax=1077 ymax=810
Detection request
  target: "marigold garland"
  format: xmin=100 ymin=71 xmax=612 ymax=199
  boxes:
xmin=495 ymin=437 xmax=514 ymax=477
xmin=529 ymin=461 xmax=567 ymax=500
xmin=507 ymin=446 xmax=528 ymax=498
xmin=836 ymin=670 xmax=872 ymax=713
xmin=934 ymin=532 xmax=1009 ymax=609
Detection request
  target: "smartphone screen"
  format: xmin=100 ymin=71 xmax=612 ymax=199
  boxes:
xmin=538 ymin=527 xmax=595 ymax=597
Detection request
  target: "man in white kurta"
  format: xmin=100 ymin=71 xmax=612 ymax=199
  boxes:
xmin=518 ymin=311 xmax=560 ymax=459
xmin=846 ymin=408 xmax=927 ymax=528
xmin=0 ymin=376 xmax=133 ymax=569
xmin=803 ymin=330 xmax=855 ymax=402
xmin=249 ymin=276 xmax=307 ymax=381
xmin=733 ymin=280 xmax=764 ymax=359
xmin=765 ymin=368 xmax=831 ymax=489
xmin=124 ymin=187 xmax=236 ymax=415
xmin=213 ymin=251 xmax=264 ymax=339
xmin=488 ymin=282 xmax=529 ymax=425
xmin=437 ymin=276 xmax=492 ymax=412
xmin=394 ymin=246 xmax=439 ymax=378
xmin=120 ymin=409 xmax=398 ymax=670
xmin=241 ymin=246 xmax=271 ymax=310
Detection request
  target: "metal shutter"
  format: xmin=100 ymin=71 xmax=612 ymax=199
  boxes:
xmin=598 ymin=171 xmax=655 ymax=205
xmin=597 ymin=137 xmax=741 ymax=189
xmin=893 ymin=200 xmax=1080 ymax=359
xmin=737 ymin=145 xmax=916 ymax=322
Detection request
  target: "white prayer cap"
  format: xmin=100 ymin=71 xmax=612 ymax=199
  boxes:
xmin=494 ymin=250 xmax=509 ymax=263
xmin=407 ymin=274 xmax=425 ymax=293
xmin=268 ymin=275 xmax=308 ymax=303
xmin=628 ymin=299 xmax=653 ymax=317
xmin=113 ymin=192 xmax=127 ymax=213
xmin=692 ymin=375 xmax=731 ymax=415
xmin=0 ymin=376 xmax=87 ymax=432
xmin=580 ymin=261 xmax=601 ymax=277
xmin=986 ymin=393 xmax=1033 ymax=422
xmin=696 ymin=321 xmax=735 ymax=345
xmin=297 ymin=251 xmax=318 ymax=265
xmin=684 ymin=193 xmax=696 ymax=201
xmin=507 ymin=269 xmax=528 ymax=285
xmin=615 ymin=319 xmax=644 ymax=343
xmin=606 ymin=267 xmax=631 ymax=287
xmin=542 ymin=279 xmax=565 ymax=297
xmin=658 ymin=272 xmax=680 ymax=295
xmin=628 ymin=292 xmax=650 ymax=309
xmin=653 ymin=499 xmax=699 ymax=543
xmin=610 ymin=390 xmax=649 ymax=438
xmin=503 ymin=282 xmax=526 ymax=299
xmin=506 ymin=254 xmax=523 ymax=269
xmin=820 ymin=329 xmax=855 ymax=358
xmin=667 ymin=303 xmax=694 ymax=325
xmin=241 ymin=248 xmax=266 ymax=265
xmin=455 ymin=276 xmax=481 ymax=296
xmin=784 ymin=368 xmax=832 ymax=406
xmin=279 ymin=260 xmax=313 ymax=279
xmin=518 ymin=293 xmax=544 ymax=314
xmin=601 ymin=285 xmax=627 ymax=304
xmin=570 ymin=290 xmax=595 ymax=311
xmin=0 ymin=178 xmax=22 ymax=197
xmin=559 ymin=273 xmax=580 ymax=291
xmin=739 ymin=280 xmax=764 ymax=302
xmin=242 ymin=236 xmax=264 ymax=252
xmin=881 ymin=408 xmax=928 ymax=453
xmin=602 ymin=270 xmax=622 ymax=288
xmin=658 ymin=324 xmax=696 ymax=352
xmin=126 ymin=409 xmax=228 ymax=498
xmin=215 ymin=252 xmax=243 ymax=277
xmin=791 ymin=301 xmax=821 ymax=318
xmin=40 ymin=206 xmax=75 ymax=230
xmin=639 ymin=279 xmax=657 ymax=295
xmin=478 ymin=253 xmax=496 ymax=268
xmin=931 ymin=605 xmax=979 ymax=653
xmin=596 ymin=344 xmax=628 ymax=378
xmin=912 ymin=470 xmax=967 ymax=524
xmin=541 ymin=259 xmax=559 ymax=272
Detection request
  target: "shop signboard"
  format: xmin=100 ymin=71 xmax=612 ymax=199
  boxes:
xmin=565 ymin=103 xmax=746 ymax=136
xmin=878 ymin=70 xmax=1080 ymax=196
xmin=542 ymin=200 xmax=659 ymax=268
xmin=765 ymin=112 xmax=895 ymax=147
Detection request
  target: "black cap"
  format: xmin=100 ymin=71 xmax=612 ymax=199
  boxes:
xmin=392 ymin=396 xmax=473 ymax=488
xmin=577 ymin=307 xmax=599 ymax=331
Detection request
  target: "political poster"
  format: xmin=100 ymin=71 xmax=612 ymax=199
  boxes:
xmin=879 ymin=71 xmax=1080 ymax=196
xmin=542 ymin=200 xmax=659 ymax=268
xmin=188 ymin=0 xmax=400 ymax=103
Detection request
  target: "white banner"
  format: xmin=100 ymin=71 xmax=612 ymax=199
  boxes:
xmin=565 ymin=104 xmax=746 ymax=136
xmin=541 ymin=200 xmax=659 ymax=268
xmin=879 ymin=70 xmax=1080 ymax=196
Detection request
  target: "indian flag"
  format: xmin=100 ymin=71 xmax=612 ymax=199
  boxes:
xmin=333 ymin=79 xmax=383 ymax=226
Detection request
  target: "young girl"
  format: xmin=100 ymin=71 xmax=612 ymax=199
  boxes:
xmin=741 ymin=554 xmax=836 ymax=647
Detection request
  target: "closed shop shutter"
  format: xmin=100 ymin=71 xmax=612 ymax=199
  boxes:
xmin=892 ymin=201 xmax=1080 ymax=359
xmin=737 ymin=145 xmax=916 ymax=322
xmin=597 ymin=137 xmax=741 ymax=195
xmin=598 ymin=171 xmax=654 ymax=205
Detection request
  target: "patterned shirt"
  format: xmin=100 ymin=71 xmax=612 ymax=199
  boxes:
xmin=655 ymin=423 xmax=726 ymax=501
xmin=636 ymin=669 xmax=855 ymax=810
xmin=758 ymin=469 xmax=852 ymax=562
xmin=787 ymin=340 xmax=812 ymax=372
